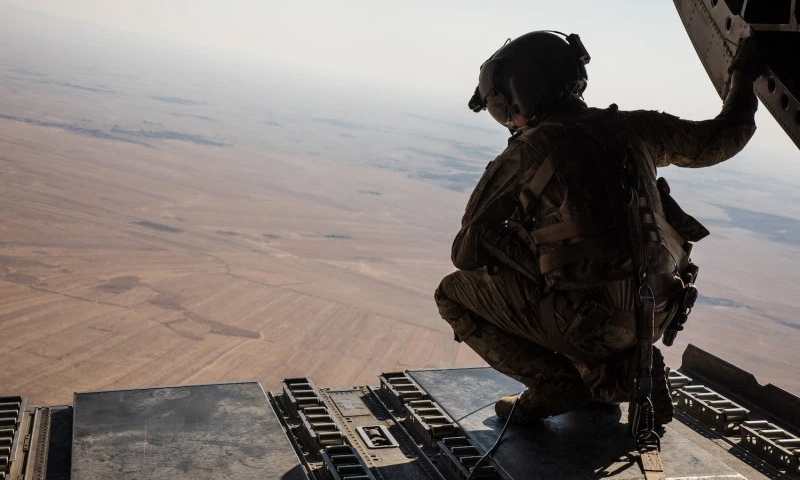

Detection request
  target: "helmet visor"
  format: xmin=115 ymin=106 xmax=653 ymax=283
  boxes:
xmin=485 ymin=93 xmax=510 ymax=125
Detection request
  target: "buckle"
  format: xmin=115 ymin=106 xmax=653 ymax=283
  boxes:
xmin=631 ymin=397 xmax=661 ymax=452
xmin=636 ymin=428 xmax=662 ymax=452
xmin=683 ymin=284 xmax=698 ymax=309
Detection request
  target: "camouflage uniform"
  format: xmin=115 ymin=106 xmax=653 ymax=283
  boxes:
xmin=435 ymin=82 xmax=757 ymax=406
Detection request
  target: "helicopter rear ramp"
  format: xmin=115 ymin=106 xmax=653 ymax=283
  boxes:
xmin=70 ymin=382 xmax=304 ymax=480
xmin=408 ymin=367 xmax=744 ymax=480
xmin=2 ymin=345 xmax=798 ymax=480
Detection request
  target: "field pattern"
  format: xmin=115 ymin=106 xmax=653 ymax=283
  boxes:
xmin=1 ymin=4 xmax=799 ymax=405
xmin=0 ymin=118 xmax=484 ymax=405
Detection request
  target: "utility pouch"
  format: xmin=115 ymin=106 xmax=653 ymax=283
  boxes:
xmin=563 ymin=300 xmax=614 ymax=341
xmin=657 ymin=177 xmax=710 ymax=242
xmin=662 ymin=264 xmax=700 ymax=346
xmin=446 ymin=314 xmax=480 ymax=343
xmin=561 ymin=299 xmax=636 ymax=358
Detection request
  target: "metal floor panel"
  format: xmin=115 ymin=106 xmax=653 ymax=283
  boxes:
xmin=408 ymin=367 xmax=744 ymax=480
xmin=71 ymin=382 xmax=306 ymax=480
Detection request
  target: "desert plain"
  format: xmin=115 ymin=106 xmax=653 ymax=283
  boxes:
xmin=1 ymin=5 xmax=799 ymax=406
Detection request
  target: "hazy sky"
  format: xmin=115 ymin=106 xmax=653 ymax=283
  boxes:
xmin=3 ymin=0 xmax=798 ymax=173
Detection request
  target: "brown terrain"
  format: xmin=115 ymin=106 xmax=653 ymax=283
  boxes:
xmin=3 ymin=107 xmax=799 ymax=406
xmin=1 ymin=5 xmax=798 ymax=407
xmin=0 ymin=112 xmax=490 ymax=406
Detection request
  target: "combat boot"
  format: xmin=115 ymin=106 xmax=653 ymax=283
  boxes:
xmin=495 ymin=375 xmax=591 ymax=424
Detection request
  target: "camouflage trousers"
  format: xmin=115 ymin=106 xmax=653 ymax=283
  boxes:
xmin=434 ymin=267 xmax=677 ymax=403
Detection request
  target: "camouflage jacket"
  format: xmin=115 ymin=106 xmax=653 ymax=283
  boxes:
xmin=452 ymin=83 xmax=757 ymax=292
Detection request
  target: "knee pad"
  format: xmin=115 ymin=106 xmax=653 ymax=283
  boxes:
xmin=444 ymin=313 xmax=479 ymax=342
xmin=434 ymin=276 xmax=467 ymax=321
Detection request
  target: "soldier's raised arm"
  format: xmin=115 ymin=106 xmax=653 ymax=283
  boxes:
xmin=628 ymin=38 xmax=763 ymax=169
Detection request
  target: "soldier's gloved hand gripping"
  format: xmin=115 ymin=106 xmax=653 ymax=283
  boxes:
xmin=718 ymin=35 xmax=764 ymax=126
xmin=729 ymin=35 xmax=766 ymax=82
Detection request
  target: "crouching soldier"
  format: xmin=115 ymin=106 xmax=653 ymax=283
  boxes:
xmin=435 ymin=31 xmax=761 ymax=427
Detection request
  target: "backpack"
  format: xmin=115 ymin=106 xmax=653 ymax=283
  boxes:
xmin=512 ymin=118 xmax=705 ymax=300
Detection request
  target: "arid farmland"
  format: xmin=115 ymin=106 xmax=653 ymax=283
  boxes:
xmin=1 ymin=4 xmax=799 ymax=406
xmin=0 ymin=116 xmax=485 ymax=406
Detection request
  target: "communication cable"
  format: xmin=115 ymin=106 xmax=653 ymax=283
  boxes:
xmin=465 ymin=391 xmax=522 ymax=480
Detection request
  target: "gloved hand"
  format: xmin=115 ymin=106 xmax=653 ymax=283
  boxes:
xmin=728 ymin=35 xmax=766 ymax=81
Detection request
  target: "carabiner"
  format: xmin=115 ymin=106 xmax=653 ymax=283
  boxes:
xmin=638 ymin=284 xmax=655 ymax=305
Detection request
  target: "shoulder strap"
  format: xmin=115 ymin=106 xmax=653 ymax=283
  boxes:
xmin=623 ymin=149 xmax=661 ymax=458
xmin=518 ymin=154 xmax=557 ymax=216
xmin=526 ymin=155 xmax=557 ymax=199
xmin=517 ymin=128 xmax=572 ymax=216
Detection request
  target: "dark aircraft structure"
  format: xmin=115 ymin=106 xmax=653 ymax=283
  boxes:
xmin=674 ymin=0 xmax=800 ymax=149
xmin=1 ymin=1 xmax=799 ymax=479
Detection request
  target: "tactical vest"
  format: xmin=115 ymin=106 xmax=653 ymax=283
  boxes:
xmin=512 ymin=117 xmax=707 ymax=301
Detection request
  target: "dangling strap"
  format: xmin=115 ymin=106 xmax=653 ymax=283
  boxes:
xmin=623 ymin=161 xmax=664 ymax=478
xmin=639 ymin=446 xmax=666 ymax=480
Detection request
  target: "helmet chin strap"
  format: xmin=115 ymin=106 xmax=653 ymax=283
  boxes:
xmin=504 ymin=104 xmax=517 ymax=133
xmin=505 ymin=105 xmax=537 ymax=134
xmin=562 ymin=79 xmax=587 ymax=100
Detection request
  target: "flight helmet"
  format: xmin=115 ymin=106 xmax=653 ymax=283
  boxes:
xmin=468 ymin=31 xmax=591 ymax=126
